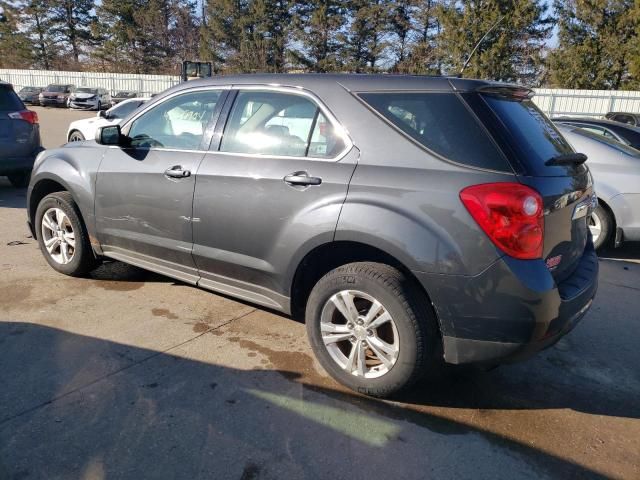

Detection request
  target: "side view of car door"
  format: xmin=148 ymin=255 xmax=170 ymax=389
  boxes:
xmin=94 ymin=88 xmax=227 ymax=283
xmin=191 ymin=87 xmax=358 ymax=311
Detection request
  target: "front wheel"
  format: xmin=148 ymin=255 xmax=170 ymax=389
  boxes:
xmin=68 ymin=130 xmax=85 ymax=142
xmin=96 ymin=101 xmax=102 ymax=111
xmin=306 ymin=262 xmax=439 ymax=398
xmin=7 ymin=171 xmax=31 ymax=188
xmin=35 ymin=192 xmax=98 ymax=276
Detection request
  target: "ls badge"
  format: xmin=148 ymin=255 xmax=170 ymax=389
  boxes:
xmin=546 ymin=255 xmax=563 ymax=271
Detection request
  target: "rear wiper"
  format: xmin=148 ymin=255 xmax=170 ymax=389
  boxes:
xmin=545 ymin=153 xmax=588 ymax=166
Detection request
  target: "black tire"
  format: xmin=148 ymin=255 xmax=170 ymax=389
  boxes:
xmin=35 ymin=192 xmax=98 ymax=277
xmin=68 ymin=130 xmax=85 ymax=142
xmin=96 ymin=101 xmax=102 ymax=111
xmin=589 ymin=205 xmax=612 ymax=250
xmin=305 ymin=262 xmax=440 ymax=398
xmin=7 ymin=171 xmax=31 ymax=188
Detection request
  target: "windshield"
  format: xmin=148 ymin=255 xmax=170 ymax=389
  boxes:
xmin=77 ymin=87 xmax=97 ymax=94
xmin=46 ymin=85 xmax=68 ymax=93
xmin=115 ymin=91 xmax=136 ymax=98
xmin=109 ymin=99 xmax=145 ymax=119
xmin=21 ymin=87 xmax=39 ymax=92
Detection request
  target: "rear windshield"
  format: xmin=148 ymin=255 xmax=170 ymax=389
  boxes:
xmin=358 ymin=92 xmax=511 ymax=171
xmin=0 ymin=85 xmax=24 ymax=110
xmin=467 ymin=93 xmax=580 ymax=176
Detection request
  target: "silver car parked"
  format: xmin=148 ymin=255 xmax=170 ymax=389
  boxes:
xmin=557 ymin=124 xmax=640 ymax=249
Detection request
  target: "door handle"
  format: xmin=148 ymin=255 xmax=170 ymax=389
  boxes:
xmin=164 ymin=166 xmax=191 ymax=178
xmin=284 ymin=172 xmax=322 ymax=186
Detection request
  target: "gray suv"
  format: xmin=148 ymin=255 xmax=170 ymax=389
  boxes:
xmin=26 ymin=75 xmax=598 ymax=397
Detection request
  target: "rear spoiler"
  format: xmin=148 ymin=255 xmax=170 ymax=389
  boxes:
xmin=476 ymin=85 xmax=535 ymax=101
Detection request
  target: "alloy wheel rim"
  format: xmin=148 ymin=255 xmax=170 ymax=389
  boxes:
xmin=69 ymin=133 xmax=83 ymax=142
xmin=320 ymin=290 xmax=399 ymax=379
xmin=41 ymin=208 xmax=76 ymax=265
xmin=588 ymin=212 xmax=602 ymax=243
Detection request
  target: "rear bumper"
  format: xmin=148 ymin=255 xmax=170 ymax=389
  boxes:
xmin=416 ymin=241 xmax=598 ymax=365
xmin=609 ymin=193 xmax=640 ymax=242
xmin=0 ymin=154 xmax=38 ymax=174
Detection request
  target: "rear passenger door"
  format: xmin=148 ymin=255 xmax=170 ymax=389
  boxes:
xmin=192 ymin=88 xmax=358 ymax=309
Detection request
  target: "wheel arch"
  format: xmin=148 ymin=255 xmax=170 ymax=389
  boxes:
xmin=289 ymin=240 xmax=442 ymax=339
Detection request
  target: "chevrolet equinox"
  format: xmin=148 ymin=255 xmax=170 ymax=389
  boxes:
xmin=27 ymin=75 xmax=598 ymax=397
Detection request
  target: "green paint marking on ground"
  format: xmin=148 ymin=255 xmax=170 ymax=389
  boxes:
xmin=247 ymin=389 xmax=400 ymax=447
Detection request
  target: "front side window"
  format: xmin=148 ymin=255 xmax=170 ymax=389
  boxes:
xmin=127 ymin=90 xmax=221 ymax=150
xmin=220 ymin=90 xmax=344 ymax=158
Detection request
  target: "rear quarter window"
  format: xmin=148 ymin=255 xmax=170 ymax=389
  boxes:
xmin=0 ymin=86 xmax=25 ymax=111
xmin=358 ymin=92 xmax=511 ymax=172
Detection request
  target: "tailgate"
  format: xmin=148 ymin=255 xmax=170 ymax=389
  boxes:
xmin=461 ymin=86 xmax=594 ymax=280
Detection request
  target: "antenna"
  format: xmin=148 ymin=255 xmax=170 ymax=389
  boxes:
xmin=458 ymin=15 xmax=506 ymax=78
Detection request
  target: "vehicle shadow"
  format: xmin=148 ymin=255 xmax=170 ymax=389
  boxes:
xmin=0 ymin=322 xmax=607 ymax=479
xmin=0 ymin=178 xmax=27 ymax=209
xmin=599 ymin=242 xmax=640 ymax=261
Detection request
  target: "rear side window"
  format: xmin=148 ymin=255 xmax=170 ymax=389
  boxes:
xmin=0 ymin=86 xmax=24 ymax=111
xmin=358 ymin=92 xmax=510 ymax=171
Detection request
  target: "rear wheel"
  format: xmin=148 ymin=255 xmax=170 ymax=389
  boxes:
xmin=7 ymin=171 xmax=31 ymax=188
xmin=589 ymin=205 xmax=612 ymax=249
xmin=35 ymin=192 xmax=98 ymax=276
xmin=68 ymin=130 xmax=85 ymax=142
xmin=306 ymin=262 xmax=439 ymax=398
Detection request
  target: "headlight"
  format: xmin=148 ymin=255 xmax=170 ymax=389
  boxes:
xmin=87 ymin=95 xmax=96 ymax=100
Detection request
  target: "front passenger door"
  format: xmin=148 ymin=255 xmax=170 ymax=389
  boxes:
xmin=95 ymin=88 xmax=225 ymax=283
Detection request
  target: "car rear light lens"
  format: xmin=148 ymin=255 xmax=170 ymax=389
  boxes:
xmin=460 ymin=183 xmax=544 ymax=260
xmin=8 ymin=110 xmax=39 ymax=125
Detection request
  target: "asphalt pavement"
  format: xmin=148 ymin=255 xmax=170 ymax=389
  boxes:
xmin=0 ymin=108 xmax=638 ymax=479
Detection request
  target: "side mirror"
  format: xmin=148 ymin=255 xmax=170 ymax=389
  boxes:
xmin=95 ymin=125 xmax=122 ymax=146
xmin=97 ymin=110 xmax=107 ymax=118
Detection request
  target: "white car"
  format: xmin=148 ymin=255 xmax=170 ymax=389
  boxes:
xmin=67 ymin=97 xmax=150 ymax=142
xmin=68 ymin=87 xmax=111 ymax=110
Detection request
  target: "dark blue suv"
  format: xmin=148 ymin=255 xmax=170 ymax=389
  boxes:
xmin=0 ymin=81 xmax=42 ymax=187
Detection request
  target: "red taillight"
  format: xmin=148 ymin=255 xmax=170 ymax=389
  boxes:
xmin=460 ymin=183 xmax=544 ymax=260
xmin=8 ymin=110 xmax=39 ymax=125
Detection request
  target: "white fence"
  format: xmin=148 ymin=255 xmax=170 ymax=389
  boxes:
xmin=0 ymin=69 xmax=180 ymax=97
xmin=3 ymin=68 xmax=640 ymax=118
xmin=533 ymin=88 xmax=640 ymax=118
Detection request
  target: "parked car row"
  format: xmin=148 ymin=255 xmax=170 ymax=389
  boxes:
xmin=17 ymin=84 xmax=142 ymax=110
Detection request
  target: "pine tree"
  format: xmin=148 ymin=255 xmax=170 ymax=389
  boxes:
xmin=548 ymin=0 xmax=638 ymax=89
xmin=0 ymin=1 xmax=33 ymax=68
xmin=396 ymin=0 xmax=441 ymax=74
xmin=49 ymin=0 xmax=96 ymax=66
xmin=342 ymin=0 xmax=389 ymax=72
xmin=435 ymin=0 xmax=552 ymax=84
xmin=291 ymin=0 xmax=347 ymax=72
xmin=19 ymin=0 xmax=56 ymax=70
